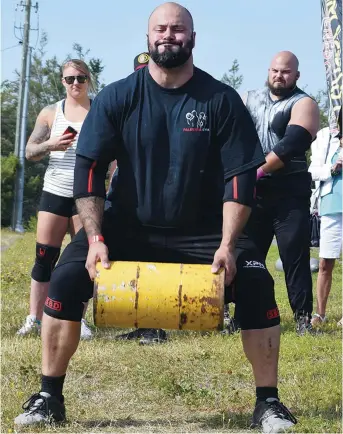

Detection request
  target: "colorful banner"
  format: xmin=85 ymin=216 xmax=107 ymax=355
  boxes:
xmin=321 ymin=0 xmax=342 ymax=134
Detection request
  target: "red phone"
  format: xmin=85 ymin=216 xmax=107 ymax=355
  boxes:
xmin=63 ymin=126 xmax=78 ymax=138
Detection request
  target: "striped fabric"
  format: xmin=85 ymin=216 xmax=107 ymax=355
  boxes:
xmin=43 ymin=100 xmax=83 ymax=198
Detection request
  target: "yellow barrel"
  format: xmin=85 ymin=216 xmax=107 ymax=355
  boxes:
xmin=94 ymin=261 xmax=224 ymax=331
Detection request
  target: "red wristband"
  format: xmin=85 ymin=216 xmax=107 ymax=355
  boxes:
xmin=88 ymin=234 xmax=105 ymax=245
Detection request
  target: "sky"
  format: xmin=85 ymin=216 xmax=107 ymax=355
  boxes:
xmin=2 ymin=0 xmax=327 ymax=96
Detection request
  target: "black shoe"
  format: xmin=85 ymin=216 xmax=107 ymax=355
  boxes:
xmin=14 ymin=392 xmax=66 ymax=426
xmin=116 ymin=328 xmax=150 ymax=340
xmin=116 ymin=328 xmax=168 ymax=345
xmin=252 ymin=398 xmax=297 ymax=433
xmin=139 ymin=328 xmax=168 ymax=345
xmin=295 ymin=312 xmax=315 ymax=336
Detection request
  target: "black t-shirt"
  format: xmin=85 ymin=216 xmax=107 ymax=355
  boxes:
xmin=77 ymin=67 xmax=264 ymax=228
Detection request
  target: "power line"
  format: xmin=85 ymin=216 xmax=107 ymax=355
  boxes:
xmin=1 ymin=43 xmax=22 ymax=52
xmin=13 ymin=1 xmax=39 ymax=48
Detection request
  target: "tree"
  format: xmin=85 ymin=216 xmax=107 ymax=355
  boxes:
xmin=301 ymin=88 xmax=330 ymax=166
xmin=0 ymin=33 xmax=106 ymax=226
xmin=1 ymin=154 xmax=19 ymax=226
xmin=221 ymin=59 xmax=243 ymax=90
xmin=313 ymin=89 xmax=330 ymax=129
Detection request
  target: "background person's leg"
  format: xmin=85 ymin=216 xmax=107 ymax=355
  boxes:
xmin=273 ymin=197 xmax=313 ymax=333
xmin=15 ymin=227 xmax=92 ymax=426
xmin=245 ymin=199 xmax=275 ymax=260
xmin=32 ymin=212 xmax=70 ymax=320
xmin=18 ymin=211 xmax=69 ymax=336
xmin=312 ymin=258 xmax=335 ymax=324
xmin=312 ymin=213 xmax=342 ymax=325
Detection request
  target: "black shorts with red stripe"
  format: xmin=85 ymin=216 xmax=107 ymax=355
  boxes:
xmin=44 ymin=210 xmax=280 ymax=330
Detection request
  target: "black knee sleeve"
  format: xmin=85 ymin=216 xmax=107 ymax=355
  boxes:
xmin=44 ymin=261 xmax=93 ymax=322
xmin=235 ymin=265 xmax=280 ymax=330
xmin=31 ymin=243 xmax=61 ymax=282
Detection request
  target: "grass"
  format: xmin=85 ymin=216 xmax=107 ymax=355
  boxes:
xmin=1 ymin=229 xmax=342 ymax=433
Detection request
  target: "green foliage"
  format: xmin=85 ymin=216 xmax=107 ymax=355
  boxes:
xmin=25 ymin=214 xmax=38 ymax=232
xmin=0 ymin=33 xmax=105 ymax=227
xmin=303 ymin=88 xmax=330 ymax=166
xmin=317 ymin=91 xmax=330 ymax=130
xmin=1 ymin=154 xmax=19 ymax=226
xmin=221 ymin=59 xmax=243 ymax=90
xmin=309 ymin=88 xmax=330 ymax=129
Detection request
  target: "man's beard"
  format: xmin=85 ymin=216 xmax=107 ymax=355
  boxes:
xmin=148 ymin=36 xmax=194 ymax=69
xmin=266 ymin=77 xmax=298 ymax=97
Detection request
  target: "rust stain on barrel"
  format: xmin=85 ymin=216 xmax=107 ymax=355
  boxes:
xmin=199 ymin=296 xmax=219 ymax=307
xmin=178 ymin=285 xmax=182 ymax=308
xmin=134 ymin=264 xmax=140 ymax=310
xmin=180 ymin=312 xmax=188 ymax=324
xmin=178 ymin=282 xmax=183 ymax=329
xmin=135 ymin=290 xmax=139 ymax=310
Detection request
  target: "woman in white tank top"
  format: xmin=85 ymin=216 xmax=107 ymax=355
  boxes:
xmin=18 ymin=59 xmax=95 ymax=339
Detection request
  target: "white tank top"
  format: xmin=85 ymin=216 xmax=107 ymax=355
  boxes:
xmin=43 ymin=100 xmax=84 ymax=197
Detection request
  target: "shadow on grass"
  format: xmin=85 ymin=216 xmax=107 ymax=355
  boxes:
xmin=78 ymin=411 xmax=253 ymax=431
xmin=78 ymin=405 xmax=341 ymax=432
xmin=194 ymin=412 xmax=253 ymax=431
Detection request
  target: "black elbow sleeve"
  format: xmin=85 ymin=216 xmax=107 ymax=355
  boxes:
xmin=73 ymin=155 xmax=108 ymax=200
xmin=223 ymin=168 xmax=256 ymax=207
xmin=273 ymin=125 xmax=312 ymax=163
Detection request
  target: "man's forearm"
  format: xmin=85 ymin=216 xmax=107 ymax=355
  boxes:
xmin=75 ymin=196 xmax=105 ymax=237
xmin=260 ymin=151 xmax=284 ymax=174
xmin=221 ymin=201 xmax=251 ymax=249
xmin=263 ymin=123 xmax=314 ymax=174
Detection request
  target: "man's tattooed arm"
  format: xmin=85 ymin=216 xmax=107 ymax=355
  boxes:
xmin=75 ymin=196 xmax=105 ymax=237
xmin=26 ymin=104 xmax=56 ymax=161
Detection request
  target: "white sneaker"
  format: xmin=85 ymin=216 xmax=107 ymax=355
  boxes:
xmin=80 ymin=319 xmax=93 ymax=340
xmin=252 ymin=398 xmax=297 ymax=433
xmin=17 ymin=315 xmax=41 ymax=336
xmin=14 ymin=392 xmax=66 ymax=426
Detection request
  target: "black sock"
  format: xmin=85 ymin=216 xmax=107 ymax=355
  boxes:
xmin=41 ymin=374 xmax=66 ymax=399
xmin=256 ymin=386 xmax=279 ymax=403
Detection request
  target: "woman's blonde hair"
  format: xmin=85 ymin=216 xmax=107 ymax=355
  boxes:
xmin=61 ymin=58 xmax=96 ymax=94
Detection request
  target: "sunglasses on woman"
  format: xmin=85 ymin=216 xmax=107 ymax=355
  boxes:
xmin=63 ymin=75 xmax=88 ymax=85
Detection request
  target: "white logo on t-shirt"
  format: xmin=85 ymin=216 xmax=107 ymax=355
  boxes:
xmin=184 ymin=110 xmax=209 ymax=132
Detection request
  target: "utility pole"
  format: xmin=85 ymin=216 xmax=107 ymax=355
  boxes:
xmin=13 ymin=0 xmax=31 ymax=158
xmin=11 ymin=0 xmax=38 ymax=232
xmin=13 ymin=47 xmax=33 ymax=233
